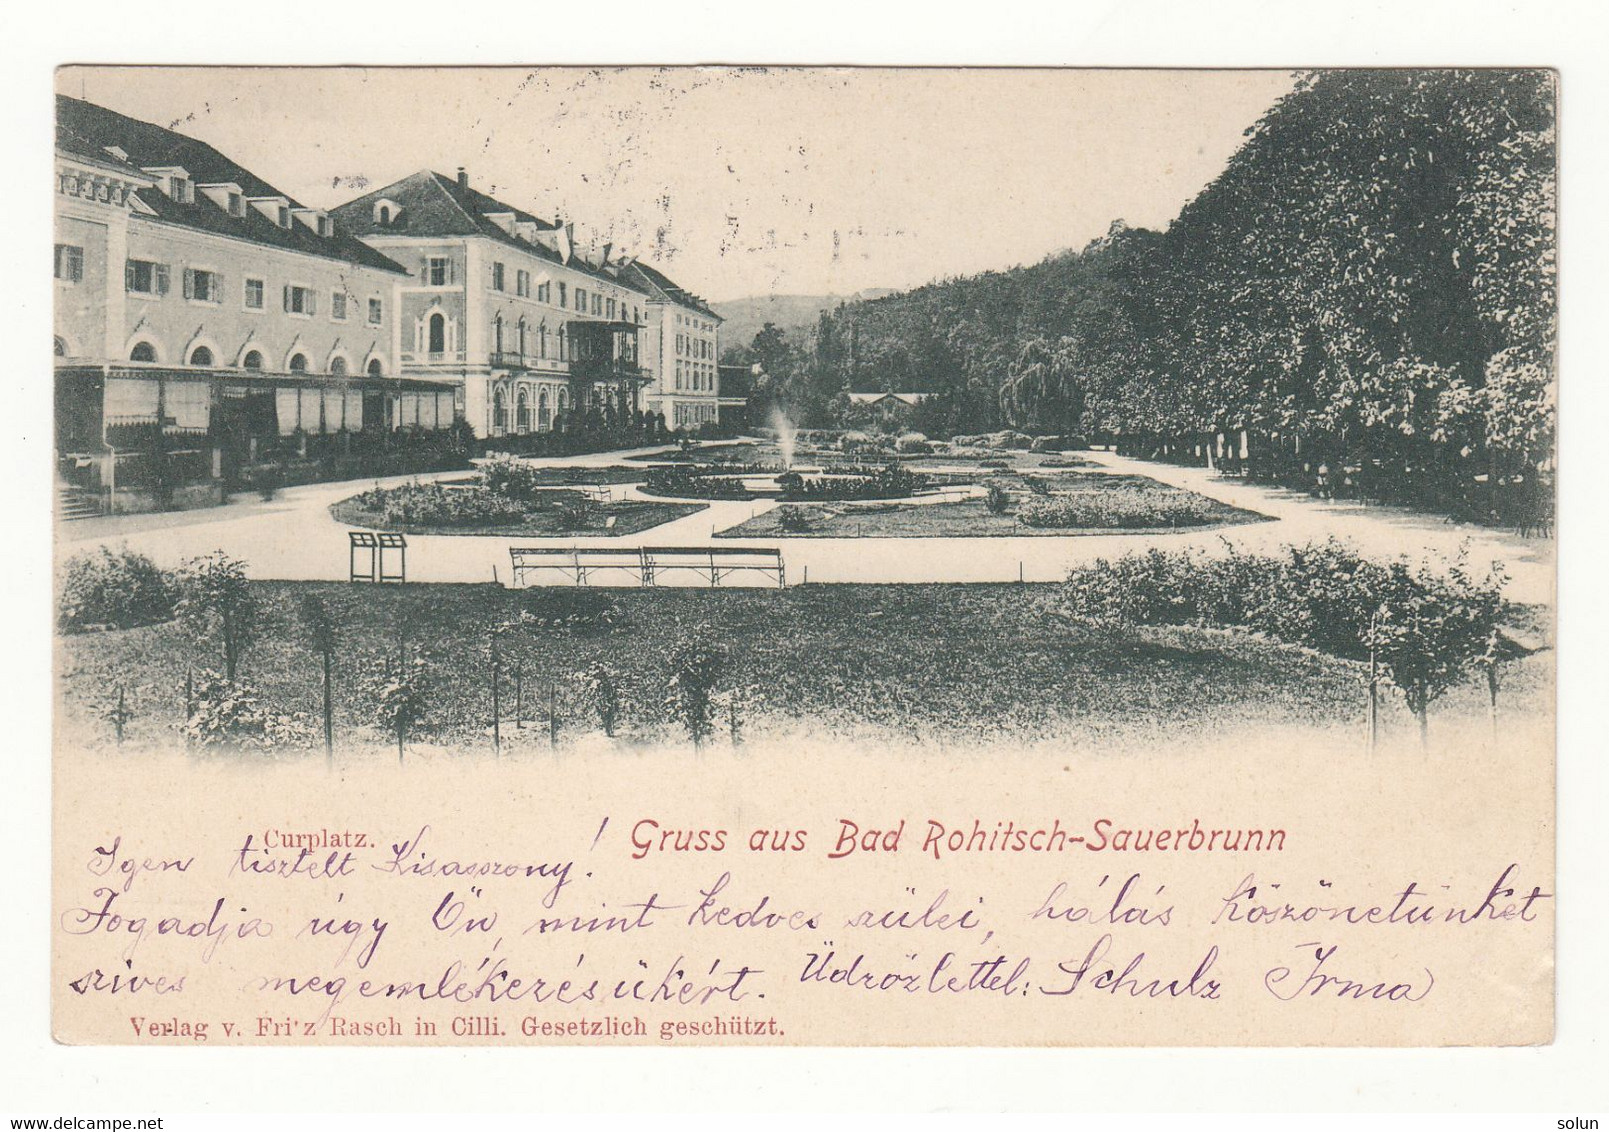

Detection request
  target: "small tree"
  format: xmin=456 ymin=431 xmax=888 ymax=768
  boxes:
xmin=1367 ymin=556 xmax=1507 ymax=750
xmin=580 ymin=662 xmax=621 ymax=737
xmin=985 ymin=482 xmax=1011 ymax=515
xmin=666 ymin=639 xmax=727 ymax=750
xmin=175 ymin=552 xmax=258 ymax=682
xmin=299 ymin=593 xmax=338 ymax=767
xmin=101 ymin=686 xmax=135 ymax=748
xmin=1472 ymin=627 xmax=1536 ymax=736
xmin=367 ymin=653 xmax=430 ymax=764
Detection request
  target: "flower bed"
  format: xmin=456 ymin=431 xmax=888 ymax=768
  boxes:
xmin=330 ymin=463 xmax=704 ymax=537
xmin=1013 ymin=473 xmax=1255 ymax=529
xmin=640 ymin=462 xmax=930 ymax=502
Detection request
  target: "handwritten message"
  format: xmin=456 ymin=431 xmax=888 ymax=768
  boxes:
xmin=53 ymin=767 xmax=1554 ymax=1047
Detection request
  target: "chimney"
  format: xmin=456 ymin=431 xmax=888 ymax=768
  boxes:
xmin=457 ymin=167 xmax=468 ymax=191
xmin=600 ymin=241 xmax=613 ymax=266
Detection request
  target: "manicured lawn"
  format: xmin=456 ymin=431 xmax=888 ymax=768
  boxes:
xmin=54 ymin=579 xmax=1506 ymax=755
xmin=719 ymin=472 xmax=1267 ymax=538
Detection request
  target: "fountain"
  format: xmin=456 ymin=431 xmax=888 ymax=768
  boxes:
xmin=769 ymin=406 xmax=798 ymax=470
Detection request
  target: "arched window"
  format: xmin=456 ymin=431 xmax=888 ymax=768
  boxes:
xmin=428 ymin=312 xmax=446 ymax=354
xmin=538 ymin=388 xmax=550 ymax=431
xmin=242 ymin=350 xmax=263 ymax=371
xmin=493 ymin=388 xmax=507 ymax=434
xmin=189 ymin=346 xmax=213 ymax=366
xmin=53 ymin=336 xmax=67 ymax=357
xmin=367 ymin=358 xmax=383 ymax=377
xmin=538 ymin=321 xmax=548 ymax=359
xmin=516 ymin=388 xmax=529 ymax=433
xmin=378 ymin=205 xmax=391 ymax=224
xmin=329 ymin=356 xmax=348 ymax=376
xmin=288 ymin=354 xmax=307 ymax=373
xmin=493 ymin=314 xmax=503 ymax=356
xmin=130 ymin=342 xmax=157 ymax=363
xmin=557 ymin=325 xmax=567 ymax=361
xmin=517 ymin=317 xmax=527 ymax=358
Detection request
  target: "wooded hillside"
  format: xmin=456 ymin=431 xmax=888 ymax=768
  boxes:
xmin=728 ymin=71 xmax=1555 ymax=518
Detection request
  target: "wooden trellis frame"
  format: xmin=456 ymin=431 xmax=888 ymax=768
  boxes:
xmin=349 ymin=531 xmax=408 ymax=583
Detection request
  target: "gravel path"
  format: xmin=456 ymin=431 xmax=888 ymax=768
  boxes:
xmin=56 ymin=445 xmax=1555 ymax=603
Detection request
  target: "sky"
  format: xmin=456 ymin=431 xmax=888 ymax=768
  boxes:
xmin=59 ymin=66 xmax=1295 ymax=304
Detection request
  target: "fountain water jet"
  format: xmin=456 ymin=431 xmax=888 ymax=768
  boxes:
xmin=769 ymin=407 xmax=798 ymax=470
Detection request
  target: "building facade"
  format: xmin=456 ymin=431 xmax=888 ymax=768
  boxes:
xmin=54 ymin=96 xmax=449 ymax=512
xmin=331 ymin=170 xmax=656 ymax=441
xmin=622 ymin=262 xmax=725 ymax=430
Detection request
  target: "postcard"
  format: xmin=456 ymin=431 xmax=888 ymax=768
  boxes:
xmin=50 ymin=65 xmax=1556 ymax=1046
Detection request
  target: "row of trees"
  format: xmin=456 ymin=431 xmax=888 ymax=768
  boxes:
xmin=729 ymin=71 xmax=1555 ymax=518
xmin=1060 ymin=539 xmax=1528 ymax=749
xmin=60 ymin=548 xmax=739 ymax=759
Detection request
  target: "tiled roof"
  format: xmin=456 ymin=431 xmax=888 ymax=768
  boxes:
xmin=847 ymin=391 xmax=928 ymax=406
xmin=331 ymin=171 xmax=651 ymax=295
xmin=56 ymin=95 xmax=408 ymax=275
xmin=620 ymin=260 xmax=723 ymax=322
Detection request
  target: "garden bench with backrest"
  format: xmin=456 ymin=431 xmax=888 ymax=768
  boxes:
xmin=507 ymin=545 xmax=785 ymax=588
xmin=641 ymin=546 xmax=785 ymax=588
xmin=508 ymin=546 xmax=647 ymax=587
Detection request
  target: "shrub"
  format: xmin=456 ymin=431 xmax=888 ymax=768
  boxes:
xmin=366 ymin=653 xmax=430 ymax=762
xmin=896 ymin=432 xmax=933 ymax=454
xmin=580 ymin=662 xmax=621 ymax=736
xmin=840 ymin=431 xmax=894 ymax=455
xmin=352 ymin=481 xmax=528 ymax=528
xmin=642 ymin=465 xmax=758 ymax=499
xmin=58 ymin=546 xmax=175 ymax=633
xmin=515 ymin=588 xmax=621 ymax=634
xmin=666 ymin=638 xmax=728 ymax=748
xmin=1061 ymin=540 xmax=1509 ymax=741
xmin=985 ymin=483 xmax=1012 ymax=515
xmin=479 ymin=455 xmax=545 ymax=504
xmin=779 ymin=464 xmax=928 ymax=501
xmin=179 ymin=671 xmax=316 ymax=750
xmin=174 ymin=551 xmax=259 ymax=681
xmin=778 ymin=507 xmax=815 ymax=533
xmin=552 ymin=493 xmax=596 ymax=531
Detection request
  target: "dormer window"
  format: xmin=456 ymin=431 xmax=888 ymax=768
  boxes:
xmin=103 ymin=146 xmax=128 ymax=162
xmin=199 ymin=182 xmax=246 ymax=218
xmin=317 ymin=216 xmax=331 ymax=237
xmin=372 ymin=198 xmax=401 ymax=226
xmin=144 ymin=166 xmax=193 ymax=203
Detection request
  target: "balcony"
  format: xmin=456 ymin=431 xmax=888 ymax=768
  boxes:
xmin=400 ymin=350 xmax=466 ymax=366
xmin=569 ymin=357 xmax=646 ymax=384
xmin=490 ymin=351 xmax=568 ymax=375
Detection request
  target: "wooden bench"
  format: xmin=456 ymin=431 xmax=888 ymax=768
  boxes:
xmin=507 ymin=545 xmax=786 ymax=588
xmin=641 ymin=545 xmax=785 ymax=588
xmin=508 ymin=546 xmax=648 ymax=587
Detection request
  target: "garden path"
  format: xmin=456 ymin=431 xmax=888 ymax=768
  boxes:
xmin=56 ymin=445 xmax=1555 ymax=603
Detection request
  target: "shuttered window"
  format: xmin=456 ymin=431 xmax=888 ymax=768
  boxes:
xmin=125 ymin=260 xmax=169 ymax=295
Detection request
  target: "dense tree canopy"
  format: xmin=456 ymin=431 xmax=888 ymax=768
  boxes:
xmin=728 ymin=70 xmax=1555 ymax=486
